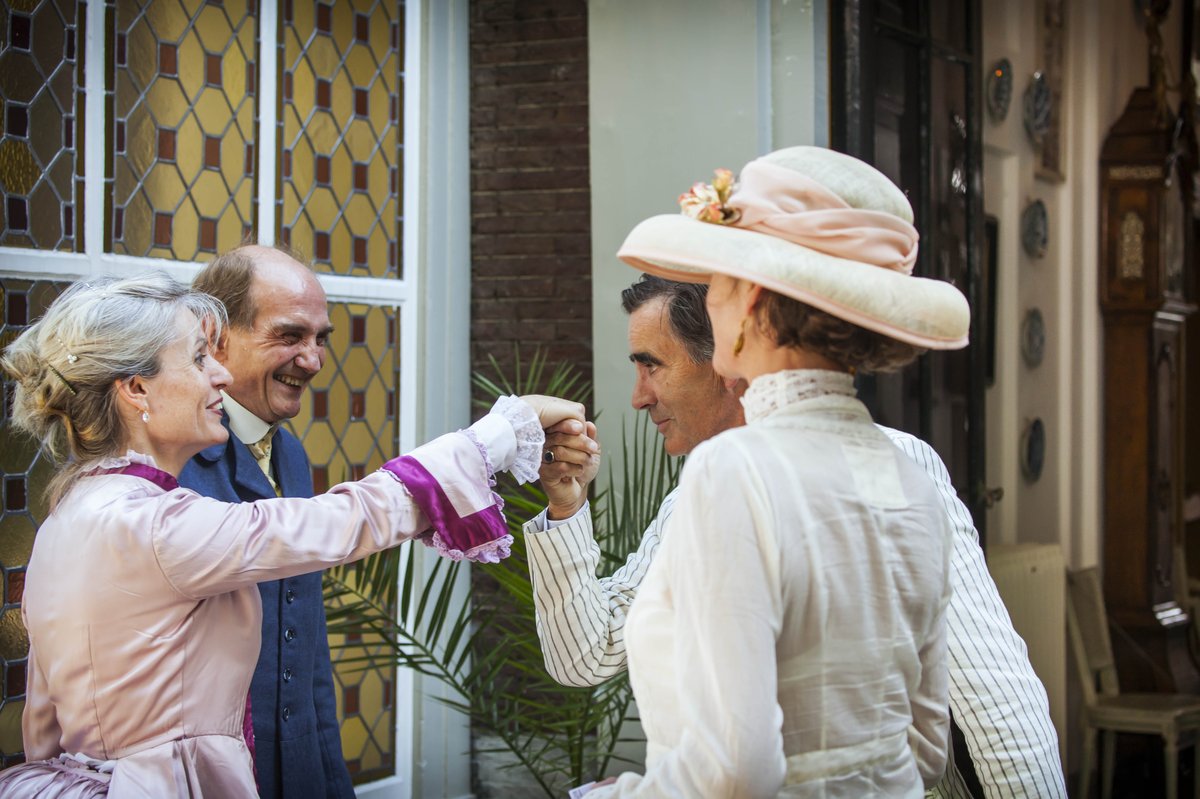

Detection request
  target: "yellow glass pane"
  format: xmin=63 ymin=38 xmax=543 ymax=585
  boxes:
xmin=110 ymin=0 xmax=256 ymax=256
xmin=302 ymin=422 xmax=337 ymax=465
xmin=285 ymin=302 xmax=397 ymax=779
xmin=0 ymin=140 xmax=39 ymax=196
xmin=145 ymin=0 xmax=190 ymax=41
xmin=279 ymin=1 xmax=402 ymax=277
xmin=176 ymin=36 xmax=206 ymax=101
xmin=194 ymin=4 xmax=234 ymax=51
xmin=125 ymin=19 xmax=158 ymax=92
xmin=1 ymin=0 xmax=83 ymax=251
xmin=0 ymin=701 xmax=23 ymax=754
xmin=0 ymin=517 xmax=35 ymax=571
xmin=0 ymin=611 xmax=28 ymax=662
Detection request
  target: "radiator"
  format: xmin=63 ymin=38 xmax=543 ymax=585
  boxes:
xmin=986 ymin=543 xmax=1067 ymax=764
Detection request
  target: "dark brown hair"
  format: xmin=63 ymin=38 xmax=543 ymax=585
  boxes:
xmin=193 ymin=243 xmax=311 ymax=329
xmin=620 ymin=275 xmax=714 ymax=364
xmin=757 ymin=290 xmax=926 ymax=373
xmin=193 ymin=249 xmax=257 ymax=328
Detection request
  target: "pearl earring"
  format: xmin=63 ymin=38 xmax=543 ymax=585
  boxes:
xmin=142 ymin=408 xmax=150 ymax=424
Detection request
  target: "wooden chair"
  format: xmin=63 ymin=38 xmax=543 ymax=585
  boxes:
xmin=1066 ymin=566 xmax=1200 ymax=799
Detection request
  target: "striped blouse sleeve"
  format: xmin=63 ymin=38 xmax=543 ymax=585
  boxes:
xmin=883 ymin=427 xmax=1067 ymax=799
xmin=523 ymin=489 xmax=678 ymax=687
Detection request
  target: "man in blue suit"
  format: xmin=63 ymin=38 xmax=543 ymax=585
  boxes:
xmin=180 ymin=245 xmax=354 ymax=799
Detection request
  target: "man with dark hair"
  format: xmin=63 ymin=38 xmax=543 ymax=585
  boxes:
xmin=524 ymin=275 xmax=1066 ymax=797
xmin=181 ymin=245 xmax=353 ymax=799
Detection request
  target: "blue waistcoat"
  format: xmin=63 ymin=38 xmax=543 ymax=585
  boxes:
xmin=179 ymin=418 xmax=355 ymax=799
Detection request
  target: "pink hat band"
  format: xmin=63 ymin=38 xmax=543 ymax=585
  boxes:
xmin=728 ymin=160 xmax=919 ymax=275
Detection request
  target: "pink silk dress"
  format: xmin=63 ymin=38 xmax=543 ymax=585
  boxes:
xmin=0 ymin=399 xmax=539 ymax=798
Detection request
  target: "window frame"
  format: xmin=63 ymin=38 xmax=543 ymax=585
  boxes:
xmin=0 ymin=0 xmax=474 ymax=792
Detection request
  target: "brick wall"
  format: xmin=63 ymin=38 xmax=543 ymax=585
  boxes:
xmin=469 ymin=0 xmax=592 ymax=406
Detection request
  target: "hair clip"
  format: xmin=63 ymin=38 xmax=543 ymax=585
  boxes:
xmin=55 ymin=335 xmax=78 ymax=363
xmin=47 ymin=363 xmax=78 ymax=396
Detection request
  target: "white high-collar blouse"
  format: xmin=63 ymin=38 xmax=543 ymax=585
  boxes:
xmin=590 ymin=370 xmax=953 ymax=798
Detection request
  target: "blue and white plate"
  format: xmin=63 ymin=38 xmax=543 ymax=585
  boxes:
xmin=1021 ymin=308 xmax=1046 ymax=368
xmin=1023 ymin=71 xmax=1052 ymax=143
xmin=1021 ymin=199 xmax=1049 ymax=258
xmin=987 ymin=58 xmax=1013 ymax=122
xmin=1021 ymin=418 xmax=1046 ymax=483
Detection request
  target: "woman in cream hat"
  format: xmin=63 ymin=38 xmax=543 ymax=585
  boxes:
xmin=588 ymin=147 xmax=970 ymax=798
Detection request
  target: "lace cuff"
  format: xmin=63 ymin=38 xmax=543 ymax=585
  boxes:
xmin=487 ymin=394 xmax=543 ymax=484
xmin=419 ymin=530 xmax=514 ymax=564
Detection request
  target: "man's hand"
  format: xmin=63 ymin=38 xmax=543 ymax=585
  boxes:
xmin=519 ymin=394 xmax=586 ymax=429
xmin=540 ymin=419 xmax=600 ymax=520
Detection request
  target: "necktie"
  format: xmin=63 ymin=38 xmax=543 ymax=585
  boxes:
xmin=247 ymin=431 xmax=281 ymax=496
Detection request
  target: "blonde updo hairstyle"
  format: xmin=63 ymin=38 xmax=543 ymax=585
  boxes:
xmin=1 ymin=273 xmax=226 ymax=507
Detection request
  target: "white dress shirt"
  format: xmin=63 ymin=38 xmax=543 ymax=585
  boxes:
xmin=582 ymin=370 xmax=953 ymax=797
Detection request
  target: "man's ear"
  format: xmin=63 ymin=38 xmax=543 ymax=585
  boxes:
xmin=114 ymin=375 xmax=149 ymax=414
xmin=211 ymin=328 xmax=232 ymax=363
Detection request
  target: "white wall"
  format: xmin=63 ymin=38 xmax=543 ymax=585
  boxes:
xmin=588 ymin=0 xmax=827 ymax=458
xmin=980 ymin=0 xmax=1181 ymax=570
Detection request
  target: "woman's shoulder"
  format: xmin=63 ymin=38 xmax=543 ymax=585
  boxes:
xmin=683 ymin=425 xmax=781 ymax=483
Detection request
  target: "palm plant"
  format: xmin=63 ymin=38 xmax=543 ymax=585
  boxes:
xmin=323 ymin=350 xmax=682 ymax=797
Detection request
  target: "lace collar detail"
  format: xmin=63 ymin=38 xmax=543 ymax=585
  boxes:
xmin=81 ymin=450 xmax=161 ymax=475
xmin=80 ymin=451 xmax=179 ymax=491
xmin=740 ymin=369 xmax=857 ymax=423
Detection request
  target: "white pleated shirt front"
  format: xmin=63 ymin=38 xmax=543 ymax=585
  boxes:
xmin=592 ymin=370 xmax=954 ymax=798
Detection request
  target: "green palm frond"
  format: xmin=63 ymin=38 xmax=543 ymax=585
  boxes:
xmin=325 ymin=348 xmax=676 ymax=797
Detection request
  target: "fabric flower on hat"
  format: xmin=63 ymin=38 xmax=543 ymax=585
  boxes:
xmin=678 ymin=168 xmax=741 ymax=224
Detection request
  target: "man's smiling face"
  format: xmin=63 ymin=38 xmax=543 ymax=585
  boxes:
xmin=215 ymin=252 xmax=332 ymax=424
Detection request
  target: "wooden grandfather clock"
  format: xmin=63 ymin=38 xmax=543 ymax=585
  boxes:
xmin=1099 ymin=73 xmax=1199 ymax=692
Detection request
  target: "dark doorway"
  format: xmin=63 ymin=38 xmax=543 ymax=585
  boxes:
xmin=830 ymin=0 xmax=989 ymax=544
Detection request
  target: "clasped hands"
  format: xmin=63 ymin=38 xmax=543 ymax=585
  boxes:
xmin=519 ymin=394 xmax=600 ymax=522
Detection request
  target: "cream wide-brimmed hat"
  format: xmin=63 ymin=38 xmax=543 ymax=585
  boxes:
xmin=617 ymin=146 xmax=970 ymax=350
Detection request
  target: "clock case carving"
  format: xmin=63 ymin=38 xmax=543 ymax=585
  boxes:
xmin=1099 ymin=85 xmax=1199 ymax=693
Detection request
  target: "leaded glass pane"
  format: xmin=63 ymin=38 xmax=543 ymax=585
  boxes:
xmin=279 ymin=0 xmax=404 ymax=278
xmin=0 ymin=278 xmax=68 ymax=768
xmin=0 ymin=1 xmax=83 ymax=251
xmin=107 ymin=0 xmax=257 ymax=259
xmin=287 ymin=300 xmax=398 ymax=781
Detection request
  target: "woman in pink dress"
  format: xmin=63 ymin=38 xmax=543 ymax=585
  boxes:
xmin=0 ymin=273 xmax=581 ymax=797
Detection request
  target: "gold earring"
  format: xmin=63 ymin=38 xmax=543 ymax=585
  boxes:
xmin=733 ymin=317 xmax=747 ymax=356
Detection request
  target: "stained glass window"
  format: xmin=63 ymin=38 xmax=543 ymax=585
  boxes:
xmin=107 ymin=0 xmax=258 ymax=259
xmin=0 ymin=1 xmax=408 ymax=782
xmin=279 ymin=0 xmax=403 ymax=277
xmin=0 ymin=279 xmax=68 ymax=768
xmin=0 ymin=1 xmax=83 ymax=251
xmin=287 ymin=301 xmax=399 ymax=779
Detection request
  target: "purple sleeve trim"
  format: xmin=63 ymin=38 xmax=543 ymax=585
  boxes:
xmin=381 ymin=455 xmax=511 ymax=558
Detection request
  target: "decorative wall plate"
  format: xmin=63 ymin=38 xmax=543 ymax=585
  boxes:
xmin=1021 ymin=199 xmax=1049 ymax=258
xmin=1021 ymin=418 xmax=1046 ymax=482
xmin=987 ymin=58 xmax=1013 ymax=122
xmin=1023 ymin=71 xmax=1052 ymax=143
xmin=1021 ymin=308 xmax=1046 ymax=368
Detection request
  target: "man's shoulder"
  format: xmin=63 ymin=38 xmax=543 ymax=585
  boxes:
xmin=875 ymin=424 xmax=926 ymax=453
xmin=180 ymin=437 xmax=235 ymax=482
xmin=655 ymin=485 xmax=683 ymax=522
xmin=273 ymin=425 xmax=309 ymax=461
